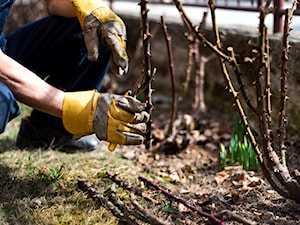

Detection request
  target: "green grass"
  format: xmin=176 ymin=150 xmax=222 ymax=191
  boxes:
xmin=0 ymin=104 xmax=141 ymax=225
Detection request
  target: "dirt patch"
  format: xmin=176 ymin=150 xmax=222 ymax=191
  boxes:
xmin=115 ymin=106 xmax=300 ymax=225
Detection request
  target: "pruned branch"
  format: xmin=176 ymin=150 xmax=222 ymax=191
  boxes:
xmin=78 ymin=177 xmax=170 ymax=225
xmin=77 ymin=179 xmax=138 ymax=224
xmin=129 ymin=191 xmax=169 ymax=225
xmin=139 ymin=175 xmax=225 ymax=225
xmin=160 ymin=16 xmax=177 ymax=137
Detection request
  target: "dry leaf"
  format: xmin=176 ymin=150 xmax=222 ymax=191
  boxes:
xmin=215 ymin=171 xmax=230 ymax=184
xmin=195 ymin=189 xmax=208 ymax=198
xmin=229 ymin=188 xmax=239 ymax=198
xmin=169 ymin=173 xmax=181 ymax=183
xmin=181 ymin=164 xmax=195 ymax=174
xmin=180 ymin=189 xmax=190 ymax=194
xmin=178 ymin=203 xmax=189 ymax=212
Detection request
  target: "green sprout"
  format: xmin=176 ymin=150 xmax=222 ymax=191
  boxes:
xmin=219 ymin=116 xmax=260 ymax=171
xmin=164 ymin=201 xmax=175 ymax=214
xmin=219 ymin=143 xmax=227 ymax=170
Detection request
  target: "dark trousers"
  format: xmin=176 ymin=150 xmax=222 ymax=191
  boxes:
xmin=0 ymin=15 xmax=111 ymax=134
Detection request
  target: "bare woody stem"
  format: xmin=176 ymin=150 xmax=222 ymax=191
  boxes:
xmin=278 ymin=3 xmax=296 ymax=155
xmin=77 ymin=179 xmax=138 ymax=225
xmin=227 ymin=47 xmax=257 ymax=113
xmin=207 ymin=0 xmax=265 ymax=166
xmin=160 ymin=16 xmax=177 ymax=137
xmin=182 ymin=12 xmax=207 ymax=95
xmin=172 ymin=0 xmax=231 ymax=63
xmin=140 ymin=0 xmax=153 ymax=149
xmin=172 ymin=0 xmax=264 ymax=166
xmin=174 ymin=0 xmax=300 ymax=202
xmin=139 ymin=176 xmax=225 ymax=225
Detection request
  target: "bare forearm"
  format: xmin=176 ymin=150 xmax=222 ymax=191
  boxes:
xmin=45 ymin=0 xmax=75 ymax=17
xmin=0 ymin=50 xmax=64 ymax=118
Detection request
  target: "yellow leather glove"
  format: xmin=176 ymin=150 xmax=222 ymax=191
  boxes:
xmin=71 ymin=0 xmax=128 ymax=75
xmin=62 ymin=90 xmax=149 ymax=146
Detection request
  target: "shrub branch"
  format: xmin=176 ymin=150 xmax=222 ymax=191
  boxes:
xmin=173 ymin=0 xmax=300 ymax=201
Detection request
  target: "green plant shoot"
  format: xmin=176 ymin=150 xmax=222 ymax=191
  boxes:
xmin=219 ymin=116 xmax=260 ymax=171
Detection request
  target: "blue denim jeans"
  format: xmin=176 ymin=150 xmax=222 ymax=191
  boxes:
xmin=0 ymin=13 xmax=111 ymax=134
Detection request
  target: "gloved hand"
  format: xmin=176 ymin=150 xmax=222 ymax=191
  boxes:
xmin=62 ymin=90 xmax=149 ymax=147
xmin=70 ymin=0 xmax=128 ymax=75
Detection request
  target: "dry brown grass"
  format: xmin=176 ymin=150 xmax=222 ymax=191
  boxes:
xmin=0 ymin=104 xmax=143 ymax=225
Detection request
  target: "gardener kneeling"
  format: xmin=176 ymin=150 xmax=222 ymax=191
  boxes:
xmin=0 ymin=0 xmax=149 ymax=150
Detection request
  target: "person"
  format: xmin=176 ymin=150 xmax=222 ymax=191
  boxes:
xmin=0 ymin=0 xmax=149 ymax=151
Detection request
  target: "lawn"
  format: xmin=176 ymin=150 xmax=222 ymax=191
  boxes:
xmin=0 ymin=104 xmax=141 ymax=225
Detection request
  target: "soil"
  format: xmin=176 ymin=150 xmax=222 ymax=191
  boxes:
xmin=116 ymin=98 xmax=300 ymax=225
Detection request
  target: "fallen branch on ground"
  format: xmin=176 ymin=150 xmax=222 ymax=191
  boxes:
xmin=78 ymin=177 xmax=170 ymax=225
xmin=138 ymin=175 xmax=225 ymax=225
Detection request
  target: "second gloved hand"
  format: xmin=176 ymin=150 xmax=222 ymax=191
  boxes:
xmin=70 ymin=0 xmax=128 ymax=75
xmin=62 ymin=90 xmax=149 ymax=146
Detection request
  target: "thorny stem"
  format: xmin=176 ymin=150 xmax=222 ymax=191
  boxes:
xmin=79 ymin=178 xmax=169 ymax=225
xmin=106 ymin=171 xmax=159 ymax=203
xmin=140 ymin=0 xmax=153 ymax=149
xmin=129 ymin=191 xmax=170 ymax=225
xmin=106 ymin=184 xmax=151 ymax=224
xmin=139 ymin=176 xmax=225 ymax=225
xmin=192 ymin=37 xmax=200 ymax=110
xmin=174 ymin=0 xmax=300 ymax=202
xmin=278 ymin=2 xmax=297 ymax=162
xmin=77 ymin=179 xmax=138 ymax=225
xmin=173 ymin=0 xmax=264 ymax=166
xmin=256 ymin=1 xmax=270 ymax=147
xmin=180 ymin=9 xmax=210 ymax=113
xmin=194 ymin=54 xmax=214 ymax=113
xmin=227 ymin=47 xmax=257 ymax=114
xmin=265 ymin=28 xmax=272 ymax=127
xmin=161 ymin=16 xmax=177 ymax=137
xmin=173 ymin=0 xmax=231 ymax=63
xmin=207 ymin=0 xmax=265 ymax=166
xmin=255 ymin=2 xmax=298 ymax=197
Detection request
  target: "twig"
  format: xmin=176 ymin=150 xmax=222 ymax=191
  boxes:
xmin=105 ymin=184 xmax=149 ymax=223
xmin=227 ymin=47 xmax=257 ymax=114
xmin=105 ymin=173 xmax=171 ymax=224
xmin=77 ymin=179 xmax=138 ymax=225
xmin=106 ymin=171 xmax=159 ymax=204
xmin=130 ymin=191 xmax=170 ymax=225
xmin=277 ymin=2 xmax=296 ymax=160
xmin=180 ymin=10 xmax=209 ymax=113
xmin=160 ymin=16 xmax=177 ymax=137
xmin=193 ymin=54 xmax=215 ymax=113
xmin=173 ymin=0 xmax=231 ymax=63
xmin=216 ymin=210 xmax=257 ymax=225
xmin=182 ymin=33 xmax=194 ymax=93
xmin=139 ymin=0 xmax=154 ymax=149
xmin=182 ymin=12 xmax=207 ymax=94
xmin=138 ymin=176 xmax=225 ymax=225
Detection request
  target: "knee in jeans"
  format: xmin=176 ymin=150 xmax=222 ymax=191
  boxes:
xmin=0 ymin=83 xmax=20 ymax=133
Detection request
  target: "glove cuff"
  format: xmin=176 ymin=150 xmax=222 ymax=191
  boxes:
xmin=62 ymin=90 xmax=99 ymax=135
xmin=70 ymin=0 xmax=106 ymax=25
